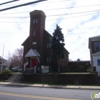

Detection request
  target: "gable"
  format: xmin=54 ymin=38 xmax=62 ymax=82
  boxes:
xmin=89 ymin=35 xmax=100 ymax=49
xmin=44 ymin=30 xmax=69 ymax=54
xmin=25 ymin=49 xmax=40 ymax=57
xmin=90 ymin=35 xmax=100 ymax=41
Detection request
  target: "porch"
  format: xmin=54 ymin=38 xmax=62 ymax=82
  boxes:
xmin=24 ymin=49 xmax=40 ymax=73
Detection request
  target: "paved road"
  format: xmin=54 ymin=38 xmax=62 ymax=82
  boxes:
xmin=0 ymin=85 xmax=99 ymax=100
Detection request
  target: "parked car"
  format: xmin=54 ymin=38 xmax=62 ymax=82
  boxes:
xmin=11 ymin=66 xmax=21 ymax=72
xmin=18 ymin=68 xmax=22 ymax=72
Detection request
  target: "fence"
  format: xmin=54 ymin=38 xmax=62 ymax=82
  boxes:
xmin=23 ymin=72 xmax=98 ymax=85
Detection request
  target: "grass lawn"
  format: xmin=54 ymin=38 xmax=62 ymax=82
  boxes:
xmin=12 ymin=72 xmax=21 ymax=74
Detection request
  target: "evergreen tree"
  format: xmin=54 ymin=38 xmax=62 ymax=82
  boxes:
xmin=51 ymin=25 xmax=65 ymax=72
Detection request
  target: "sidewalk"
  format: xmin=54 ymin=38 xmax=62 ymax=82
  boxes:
xmin=0 ymin=82 xmax=100 ymax=90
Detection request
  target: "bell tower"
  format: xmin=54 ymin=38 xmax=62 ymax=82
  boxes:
xmin=29 ymin=10 xmax=46 ymax=62
xmin=29 ymin=10 xmax=46 ymax=37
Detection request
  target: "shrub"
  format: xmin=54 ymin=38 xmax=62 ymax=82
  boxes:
xmin=1 ymin=69 xmax=12 ymax=74
xmin=67 ymin=65 xmax=90 ymax=72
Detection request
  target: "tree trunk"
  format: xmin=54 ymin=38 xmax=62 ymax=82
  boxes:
xmin=57 ymin=55 xmax=60 ymax=72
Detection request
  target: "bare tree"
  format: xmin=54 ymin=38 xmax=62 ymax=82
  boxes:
xmin=8 ymin=48 xmax=23 ymax=67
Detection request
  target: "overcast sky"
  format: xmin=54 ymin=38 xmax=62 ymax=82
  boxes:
xmin=0 ymin=0 xmax=100 ymax=61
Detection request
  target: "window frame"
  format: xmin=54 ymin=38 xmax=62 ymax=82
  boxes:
xmin=47 ymin=43 xmax=51 ymax=48
xmin=94 ymin=42 xmax=100 ymax=51
xmin=97 ymin=59 xmax=100 ymax=66
xmin=33 ymin=19 xmax=35 ymax=24
xmin=36 ymin=19 xmax=38 ymax=23
xmin=32 ymin=42 xmax=37 ymax=45
xmin=33 ymin=19 xmax=38 ymax=24
xmin=33 ymin=31 xmax=36 ymax=36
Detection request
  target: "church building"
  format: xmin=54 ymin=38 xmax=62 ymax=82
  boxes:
xmin=22 ymin=10 xmax=69 ymax=72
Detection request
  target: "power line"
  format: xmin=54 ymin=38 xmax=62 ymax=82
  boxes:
xmin=63 ymin=0 xmax=86 ymax=37
xmin=68 ymin=30 xmax=87 ymax=40
xmin=0 ymin=0 xmax=47 ymax=12
xmin=0 ymin=0 xmax=62 ymax=11
xmin=0 ymin=11 xmax=98 ymax=23
xmin=1 ymin=5 xmax=100 ymax=15
xmin=0 ymin=1 xmax=100 ymax=14
xmin=67 ymin=4 xmax=100 ymax=8
xmin=0 ymin=9 xmax=100 ymax=18
xmin=72 ymin=42 xmax=86 ymax=54
xmin=82 ymin=27 xmax=100 ymax=29
xmin=0 ymin=0 xmax=19 ymax=6
xmin=47 ymin=12 xmax=99 ymax=20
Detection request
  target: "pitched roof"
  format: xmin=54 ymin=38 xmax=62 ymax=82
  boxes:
xmin=89 ymin=35 xmax=100 ymax=41
xmin=25 ymin=49 xmax=40 ymax=57
xmin=21 ymin=36 xmax=29 ymax=46
xmin=44 ymin=30 xmax=70 ymax=54
xmin=92 ymin=52 xmax=100 ymax=56
xmin=89 ymin=35 xmax=100 ymax=48
xmin=0 ymin=56 xmax=6 ymax=61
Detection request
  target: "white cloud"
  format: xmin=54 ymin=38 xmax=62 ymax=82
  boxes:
xmin=0 ymin=0 xmax=100 ymax=61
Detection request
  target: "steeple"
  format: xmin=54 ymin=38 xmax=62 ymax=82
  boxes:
xmin=28 ymin=10 xmax=46 ymax=56
xmin=29 ymin=10 xmax=46 ymax=36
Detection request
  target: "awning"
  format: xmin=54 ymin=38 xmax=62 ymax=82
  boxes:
xmin=25 ymin=49 xmax=40 ymax=57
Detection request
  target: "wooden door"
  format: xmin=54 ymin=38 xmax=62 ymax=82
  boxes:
xmin=31 ymin=58 xmax=37 ymax=67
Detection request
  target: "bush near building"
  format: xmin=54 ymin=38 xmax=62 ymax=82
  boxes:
xmin=0 ymin=70 xmax=12 ymax=80
xmin=67 ymin=61 xmax=90 ymax=72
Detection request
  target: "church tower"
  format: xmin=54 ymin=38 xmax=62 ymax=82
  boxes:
xmin=22 ymin=10 xmax=69 ymax=72
xmin=29 ymin=10 xmax=46 ymax=52
xmin=22 ymin=10 xmax=46 ymax=69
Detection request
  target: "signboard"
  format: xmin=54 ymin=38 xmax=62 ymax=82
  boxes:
xmin=41 ymin=65 xmax=49 ymax=73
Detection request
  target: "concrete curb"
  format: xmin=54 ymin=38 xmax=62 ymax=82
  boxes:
xmin=0 ymin=82 xmax=100 ymax=90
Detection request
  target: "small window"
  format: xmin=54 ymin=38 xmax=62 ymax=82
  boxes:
xmin=33 ymin=31 xmax=36 ymax=36
xmin=47 ymin=44 xmax=51 ymax=48
xmin=97 ymin=59 xmax=100 ymax=66
xmin=47 ymin=57 xmax=51 ymax=61
xmin=94 ymin=42 xmax=100 ymax=51
xmin=33 ymin=42 xmax=37 ymax=45
xmin=49 ymin=44 xmax=51 ymax=48
xmin=36 ymin=19 xmax=38 ymax=23
xmin=33 ymin=19 xmax=35 ymax=24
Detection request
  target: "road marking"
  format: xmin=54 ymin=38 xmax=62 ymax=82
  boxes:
xmin=0 ymin=92 xmax=80 ymax=100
